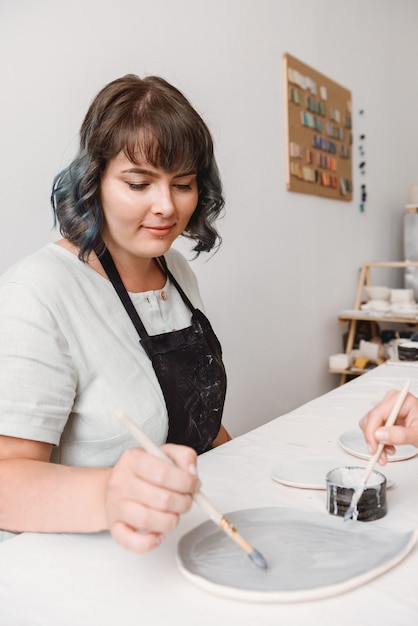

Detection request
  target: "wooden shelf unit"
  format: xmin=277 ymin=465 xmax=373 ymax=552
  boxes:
xmin=331 ymin=261 xmax=418 ymax=385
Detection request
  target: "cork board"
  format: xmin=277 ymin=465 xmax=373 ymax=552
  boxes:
xmin=284 ymin=53 xmax=352 ymax=201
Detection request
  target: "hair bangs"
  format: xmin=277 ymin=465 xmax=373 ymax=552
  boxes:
xmin=122 ymin=108 xmax=212 ymax=174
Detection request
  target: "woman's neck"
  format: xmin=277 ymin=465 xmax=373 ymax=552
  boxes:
xmin=55 ymin=239 xmax=166 ymax=293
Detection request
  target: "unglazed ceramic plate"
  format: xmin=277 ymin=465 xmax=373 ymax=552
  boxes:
xmin=177 ymin=507 xmax=417 ymax=603
xmin=339 ymin=429 xmax=418 ymax=462
xmin=271 ymin=457 xmax=394 ymax=490
xmin=271 ymin=457 xmax=354 ymax=490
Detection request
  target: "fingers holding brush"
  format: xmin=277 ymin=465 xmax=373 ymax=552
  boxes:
xmin=360 ymin=385 xmax=418 ymax=465
xmin=105 ymin=445 xmax=200 ymax=553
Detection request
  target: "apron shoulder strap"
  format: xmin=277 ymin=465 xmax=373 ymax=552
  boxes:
xmin=99 ymin=248 xmax=148 ymax=338
xmin=157 ymin=256 xmax=196 ymax=312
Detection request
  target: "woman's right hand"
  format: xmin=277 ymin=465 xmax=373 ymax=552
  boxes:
xmin=105 ymin=444 xmax=200 ymax=553
xmin=359 ymin=390 xmax=418 ymax=464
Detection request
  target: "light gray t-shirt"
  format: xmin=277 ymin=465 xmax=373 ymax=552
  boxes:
xmin=0 ymin=243 xmax=204 ymax=467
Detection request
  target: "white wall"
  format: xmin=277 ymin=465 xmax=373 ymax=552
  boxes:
xmin=1 ymin=0 xmax=418 ymax=436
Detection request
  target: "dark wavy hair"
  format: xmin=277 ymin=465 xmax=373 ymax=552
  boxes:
xmin=51 ymin=75 xmax=224 ymax=260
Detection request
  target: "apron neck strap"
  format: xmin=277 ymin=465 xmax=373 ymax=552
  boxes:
xmin=99 ymin=247 xmax=148 ymax=338
xmin=98 ymin=247 xmax=195 ymax=340
xmin=156 ymin=255 xmax=196 ymax=312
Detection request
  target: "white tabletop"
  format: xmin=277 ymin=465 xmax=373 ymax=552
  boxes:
xmin=0 ymin=362 xmax=417 ymax=625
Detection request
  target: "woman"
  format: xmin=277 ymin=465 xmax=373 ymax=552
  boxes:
xmin=0 ymin=74 xmax=230 ymax=552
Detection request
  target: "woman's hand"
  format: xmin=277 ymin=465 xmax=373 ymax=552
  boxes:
xmin=359 ymin=390 xmax=418 ymax=464
xmin=105 ymin=444 xmax=200 ymax=553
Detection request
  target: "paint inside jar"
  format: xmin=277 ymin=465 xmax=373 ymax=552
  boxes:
xmin=326 ymin=466 xmax=387 ymax=522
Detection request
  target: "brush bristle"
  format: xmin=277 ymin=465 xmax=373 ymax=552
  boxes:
xmin=249 ymin=548 xmax=268 ymax=569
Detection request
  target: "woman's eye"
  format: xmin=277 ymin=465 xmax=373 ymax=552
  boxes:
xmin=174 ymin=183 xmax=192 ymax=191
xmin=127 ymin=182 xmax=149 ymax=190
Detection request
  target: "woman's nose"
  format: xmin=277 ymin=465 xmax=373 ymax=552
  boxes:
xmin=152 ymin=186 xmax=175 ymax=216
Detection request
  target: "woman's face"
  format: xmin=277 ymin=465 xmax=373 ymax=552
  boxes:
xmin=99 ymin=152 xmax=198 ymax=260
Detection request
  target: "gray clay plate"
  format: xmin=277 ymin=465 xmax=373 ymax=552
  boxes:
xmin=177 ymin=507 xmax=417 ymax=602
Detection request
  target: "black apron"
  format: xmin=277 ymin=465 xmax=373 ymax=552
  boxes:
xmin=99 ymin=248 xmax=227 ymax=455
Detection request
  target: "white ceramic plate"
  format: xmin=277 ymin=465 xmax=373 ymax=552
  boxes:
xmin=271 ymin=456 xmax=355 ymax=490
xmin=177 ymin=507 xmax=417 ymax=603
xmin=339 ymin=429 xmax=418 ymax=462
xmin=271 ymin=456 xmax=394 ymax=490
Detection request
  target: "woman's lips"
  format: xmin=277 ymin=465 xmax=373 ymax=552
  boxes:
xmin=143 ymin=225 xmax=174 ymax=237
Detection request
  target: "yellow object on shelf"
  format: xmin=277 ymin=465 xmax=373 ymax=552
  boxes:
xmin=353 ymin=356 xmax=369 ymax=370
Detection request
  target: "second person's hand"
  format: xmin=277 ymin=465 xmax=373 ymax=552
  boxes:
xmin=360 ymin=389 xmax=418 ymax=464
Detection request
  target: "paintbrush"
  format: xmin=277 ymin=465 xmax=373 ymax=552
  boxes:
xmin=344 ymin=379 xmax=411 ymax=522
xmin=115 ymin=409 xmax=268 ymax=569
